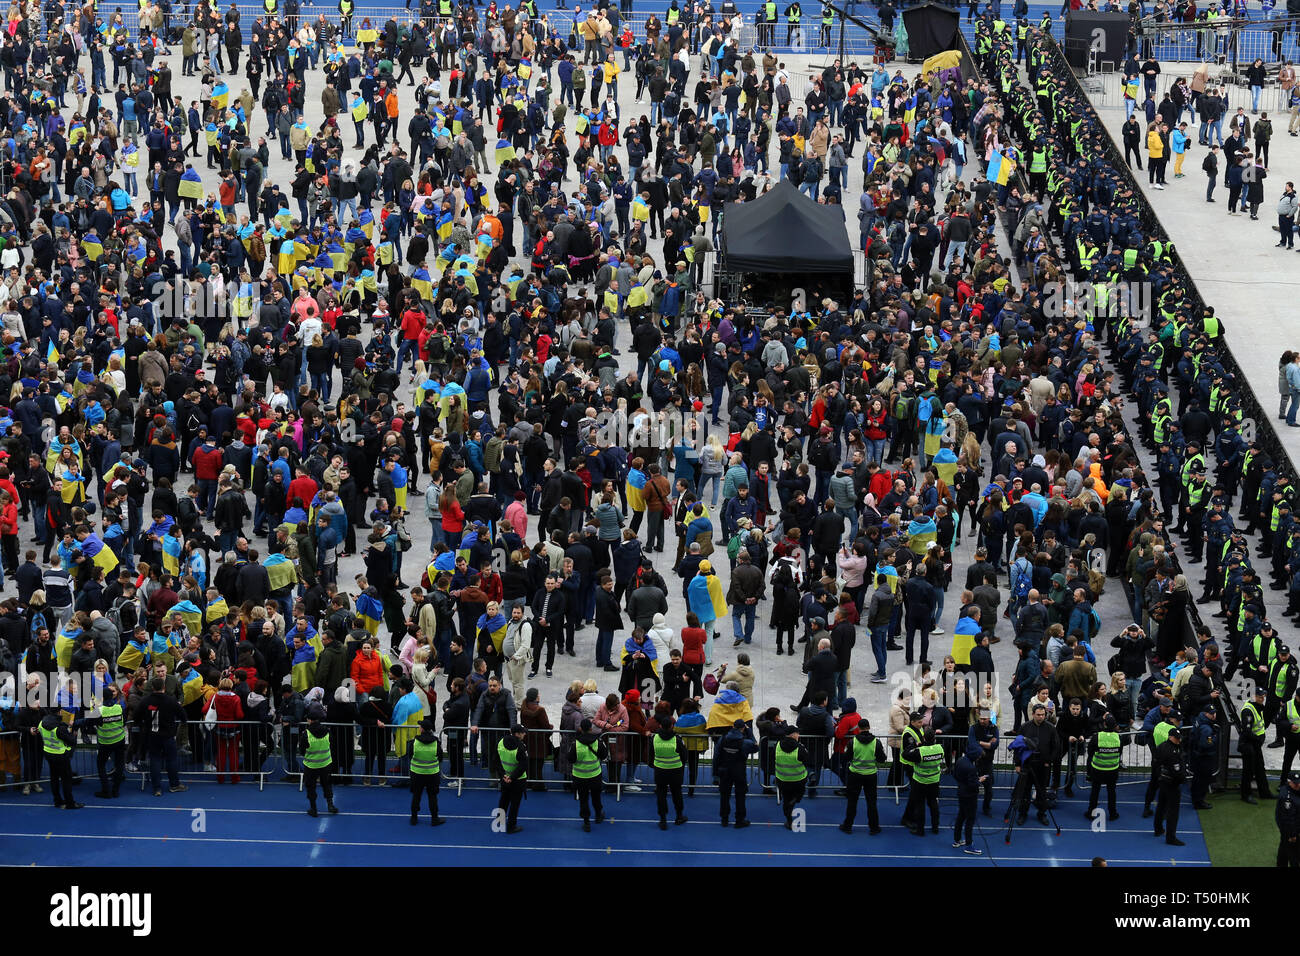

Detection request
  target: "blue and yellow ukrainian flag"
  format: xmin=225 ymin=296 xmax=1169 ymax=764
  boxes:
xmin=411 ymin=266 xmax=433 ymax=300
xmin=355 ymin=591 xmax=384 ymax=637
xmin=80 ymin=233 xmax=103 ymax=262
xmin=264 ymin=552 xmax=297 ymax=592
xmin=161 ymin=534 xmax=183 ymax=576
xmin=169 ymin=600 xmax=203 ymax=636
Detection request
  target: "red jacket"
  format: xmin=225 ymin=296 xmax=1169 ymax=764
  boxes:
xmin=192 ymin=444 xmax=225 ymax=481
xmin=204 ymin=690 xmax=245 ymax=727
xmin=287 ymin=475 xmax=318 ymax=508
xmin=401 ymin=308 xmax=424 ymax=341
xmin=680 ymin=627 xmax=706 ymax=666
xmin=0 ymin=501 xmax=16 ymax=536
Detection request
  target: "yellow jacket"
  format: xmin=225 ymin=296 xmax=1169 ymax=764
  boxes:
xmin=1146 ymin=127 xmax=1164 ymax=159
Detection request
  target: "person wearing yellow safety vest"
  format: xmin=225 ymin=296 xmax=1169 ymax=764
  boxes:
xmin=651 ymin=717 xmax=689 ymax=829
xmin=38 ymin=709 xmax=81 ymax=809
xmin=784 ymin=0 xmax=802 ymax=45
xmin=497 ymin=723 xmax=528 ymax=834
xmin=839 ymin=719 xmax=886 ymax=835
xmin=1281 ymin=689 xmax=1300 ymax=786
xmin=92 ymin=683 xmax=128 ymax=799
xmin=1238 ymin=686 xmax=1275 ymax=803
xmin=300 ymin=704 xmax=339 ymax=817
xmin=1267 ymin=645 xmax=1299 ymax=748
xmin=1086 ymin=714 xmax=1124 ymax=822
xmin=566 ymin=717 xmax=610 ymax=831
xmin=774 ymin=724 xmax=808 ymax=829
xmin=1140 ymin=697 xmax=1178 ymax=818
xmin=405 ymin=716 xmax=446 ymax=826
xmin=901 ymin=725 xmax=943 ymax=836
xmin=338 ymin=0 xmax=354 ymax=37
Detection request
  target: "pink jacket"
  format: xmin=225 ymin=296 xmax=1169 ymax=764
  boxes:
xmin=505 ymin=500 xmax=528 ymax=541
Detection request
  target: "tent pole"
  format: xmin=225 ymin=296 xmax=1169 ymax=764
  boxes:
xmin=838 ymin=13 xmax=845 ymax=63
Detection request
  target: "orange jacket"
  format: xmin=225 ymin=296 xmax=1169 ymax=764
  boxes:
xmin=385 ymin=91 xmax=400 ymax=118
xmin=350 ymin=651 xmax=384 ymax=694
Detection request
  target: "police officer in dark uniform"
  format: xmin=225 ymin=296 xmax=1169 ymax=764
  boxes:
xmin=1278 ymin=770 xmax=1300 ymax=867
xmin=1266 ymin=644 xmax=1299 ymax=747
xmin=92 ymin=683 xmax=128 ymax=799
xmin=1153 ymin=725 xmax=1187 ymax=846
xmin=565 ymin=717 xmax=609 ymax=831
xmin=1189 ymin=705 xmax=1218 ymax=810
xmin=840 ymin=718 xmax=887 ymax=834
xmin=1239 ymin=685 xmax=1275 ymax=802
xmin=715 ymin=718 xmax=757 ymax=828
xmin=406 ymin=716 xmax=446 ymax=826
xmin=651 ymin=717 xmax=689 ymax=830
xmin=38 ymin=709 xmax=81 ymax=809
xmin=497 ymin=724 xmax=528 ymax=834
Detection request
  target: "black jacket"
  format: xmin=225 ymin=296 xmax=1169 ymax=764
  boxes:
xmin=1154 ymin=739 xmax=1187 ymax=785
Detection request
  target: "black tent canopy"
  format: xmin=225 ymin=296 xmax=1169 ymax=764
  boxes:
xmin=720 ymin=179 xmax=853 ymax=276
xmin=901 ymin=1 xmax=960 ymax=60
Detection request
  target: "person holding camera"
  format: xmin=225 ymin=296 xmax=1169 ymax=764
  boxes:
xmin=1014 ymin=703 xmax=1061 ymax=826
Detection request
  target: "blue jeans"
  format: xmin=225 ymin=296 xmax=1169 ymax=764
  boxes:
xmin=1252 ymin=85 xmax=1262 ymax=112
xmin=835 ymin=669 xmax=848 ymax=706
xmin=395 ymin=337 xmax=418 ymax=374
xmin=732 ymin=603 xmax=756 ymax=642
xmin=931 ymin=583 xmax=945 ymax=630
xmin=798 ymin=180 xmax=819 ymax=200
xmin=196 ymin=478 xmax=217 ymax=517
xmin=699 ymin=471 xmax=721 ymax=508
xmin=870 ymin=624 xmax=888 ymax=677
xmin=1286 ymin=391 xmax=1299 ymax=425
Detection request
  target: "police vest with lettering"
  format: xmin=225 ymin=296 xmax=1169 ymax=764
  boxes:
xmin=653 ymin=733 xmax=682 ymax=770
xmin=1241 ymin=701 xmax=1266 ymax=737
xmin=410 ymin=737 xmax=441 ymax=775
xmin=1090 ymin=731 xmax=1121 ymax=771
xmin=572 ymin=739 xmax=602 ymax=778
xmin=912 ymin=743 xmax=944 ymax=785
xmin=97 ymin=703 xmax=126 ymax=746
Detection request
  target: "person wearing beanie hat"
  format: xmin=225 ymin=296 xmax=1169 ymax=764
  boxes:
xmin=300 ymin=704 xmax=339 ymax=818
xmin=840 ymin=718 xmax=887 ymax=836
xmin=566 ymin=716 xmax=610 ymax=831
xmin=715 ymin=717 xmax=758 ymax=827
xmin=497 ymin=724 xmax=529 ymax=834
xmin=406 ymin=716 xmax=446 ymax=827
xmin=651 ymin=716 xmax=689 ymax=830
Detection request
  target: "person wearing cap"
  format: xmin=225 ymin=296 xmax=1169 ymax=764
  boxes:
xmin=1277 ymin=770 xmax=1300 ymax=867
xmin=1152 ymin=724 xmax=1188 ymax=846
xmin=650 ymin=716 xmax=689 ymax=830
xmin=774 ymin=725 xmax=809 ymax=830
xmin=405 ymin=716 xmax=446 ymax=826
xmin=901 ymin=726 xmax=944 ymax=837
xmin=299 ymin=704 xmax=339 ymax=818
xmin=1266 ymin=644 xmax=1299 ymax=748
xmin=1086 ymin=714 xmax=1124 ymax=822
xmin=1140 ymin=697 xmax=1179 ymax=817
xmin=715 ymin=717 xmax=757 ymax=828
xmin=1239 ymin=685 xmax=1275 ymax=803
xmin=497 ymin=724 xmax=529 ymax=834
xmin=840 ymin=718 xmax=887 ymax=835
xmin=565 ymin=717 xmax=609 ymax=831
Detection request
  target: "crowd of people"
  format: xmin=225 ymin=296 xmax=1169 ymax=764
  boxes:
xmin=0 ymin=0 xmax=1294 ymax=861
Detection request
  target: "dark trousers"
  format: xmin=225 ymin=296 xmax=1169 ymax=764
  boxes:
xmin=576 ymin=776 xmax=604 ymax=821
xmin=777 ymin=777 xmax=805 ymax=822
xmin=531 ymin=624 xmax=558 ymax=671
xmin=498 ymin=777 xmax=525 ymax=828
xmin=47 ymin=753 xmax=74 ymax=806
xmin=1154 ymin=780 xmax=1182 ymax=839
xmin=304 ymin=766 xmax=334 ymax=808
xmin=1241 ymin=742 xmax=1271 ymax=797
xmin=410 ymin=774 xmax=440 ymax=818
xmin=655 ymin=766 xmax=684 ymax=820
xmin=718 ymin=768 xmax=747 ymax=823
xmin=904 ymin=780 xmax=941 ymax=831
xmin=146 ymin=737 xmax=180 ymax=791
xmin=1283 ymin=734 xmax=1300 ymax=782
xmin=1018 ymin=762 xmax=1050 ymax=816
xmin=1280 ymin=836 xmax=1300 ymax=867
xmin=953 ymin=792 xmax=977 ymax=844
xmin=843 ymin=771 xmax=879 ymax=830
xmin=1088 ymin=767 xmax=1119 ymax=817
xmin=1144 ymin=763 xmax=1160 ymax=808
xmin=97 ymin=743 xmax=125 ymax=795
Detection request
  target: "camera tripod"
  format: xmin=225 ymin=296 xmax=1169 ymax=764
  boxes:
xmin=1001 ymin=764 xmax=1062 ymax=845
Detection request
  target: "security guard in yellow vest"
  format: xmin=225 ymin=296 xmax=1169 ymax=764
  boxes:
xmin=93 ymin=684 xmax=128 ymax=799
xmin=39 ymin=711 xmax=81 ymax=809
xmin=300 ymin=705 xmax=338 ymax=817
xmin=774 ymin=725 xmax=808 ymax=829
xmin=497 ymin=723 xmax=528 ymax=833
xmin=902 ymin=727 xmax=943 ymax=836
xmin=896 ymin=709 xmax=925 ymax=788
xmin=819 ymin=4 xmax=833 ymax=47
xmin=566 ymin=717 xmax=609 ymax=831
xmin=338 ymin=0 xmax=354 ymax=36
xmin=784 ymin=1 xmax=802 ymax=45
xmin=1142 ymin=699 xmax=1178 ymax=817
xmin=1086 ymin=715 xmax=1123 ymax=821
xmin=1239 ymin=686 xmax=1274 ymax=802
xmin=1282 ymin=692 xmax=1300 ymax=786
xmin=1266 ymin=645 xmax=1299 ymax=747
xmin=264 ymin=0 xmax=277 ymax=17
xmin=406 ymin=717 xmax=446 ymax=826
xmin=762 ymin=0 xmax=778 ymax=46
xmin=651 ymin=718 xmax=689 ymax=829
xmin=840 ymin=719 xmax=886 ymax=834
